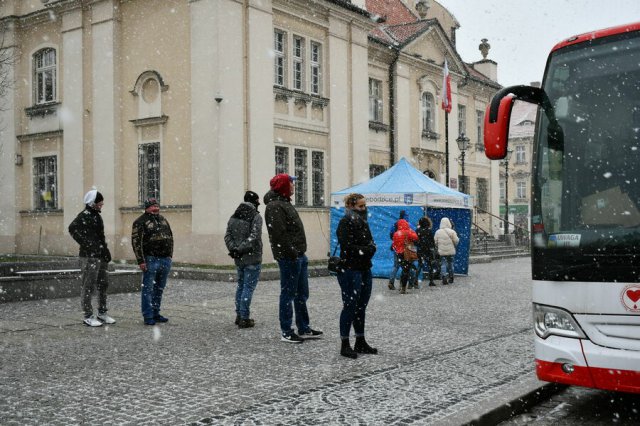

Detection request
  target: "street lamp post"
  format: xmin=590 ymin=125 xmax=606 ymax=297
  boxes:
xmin=456 ymin=132 xmax=470 ymax=193
xmin=501 ymin=148 xmax=513 ymax=237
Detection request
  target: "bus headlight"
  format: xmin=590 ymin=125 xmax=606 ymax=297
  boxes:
xmin=533 ymin=303 xmax=586 ymax=339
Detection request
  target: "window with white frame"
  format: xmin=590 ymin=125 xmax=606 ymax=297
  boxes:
xmin=311 ymin=151 xmax=324 ymax=206
xmin=292 ymin=36 xmax=305 ymax=91
xmin=275 ymin=146 xmax=289 ymax=175
xmin=274 ymin=30 xmax=286 ymax=87
xmin=477 ymin=177 xmax=488 ymax=211
xmin=458 ymin=104 xmax=467 ymax=136
xmin=476 ymin=110 xmax=484 ymax=150
xmin=275 ymin=146 xmax=325 ymax=207
xmin=33 ymin=48 xmax=56 ymax=104
xmin=500 ymin=180 xmax=505 ymax=200
xmin=138 ymin=142 xmax=160 ymax=204
xmin=369 ymin=78 xmax=383 ymax=123
xmin=516 ymin=181 xmax=527 ymax=199
xmin=310 ymin=41 xmax=322 ymax=95
xmin=422 ymin=92 xmax=435 ymax=133
xmin=294 ymin=149 xmax=308 ymax=206
xmin=33 ymin=156 xmax=58 ymax=210
xmin=515 ymin=145 xmax=526 ymax=164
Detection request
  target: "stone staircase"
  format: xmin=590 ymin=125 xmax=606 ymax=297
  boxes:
xmin=469 ymin=232 xmax=530 ymax=263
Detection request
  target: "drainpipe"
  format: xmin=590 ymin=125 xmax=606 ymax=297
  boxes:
xmin=388 ymin=50 xmax=400 ymax=165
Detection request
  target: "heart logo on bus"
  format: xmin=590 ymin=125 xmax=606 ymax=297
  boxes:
xmin=621 ymin=286 xmax=640 ymax=312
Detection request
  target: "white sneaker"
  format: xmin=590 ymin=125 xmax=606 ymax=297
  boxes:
xmin=83 ymin=316 xmax=103 ymax=327
xmin=97 ymin=313 xmax=116 ymax=324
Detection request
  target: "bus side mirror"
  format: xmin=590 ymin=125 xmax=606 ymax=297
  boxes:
xmin=484 ymin=94 xmax=515 ymax=159
xmin=484 ymin=85 xmax=554 ymax=159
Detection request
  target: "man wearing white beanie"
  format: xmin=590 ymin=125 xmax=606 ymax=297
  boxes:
xmin=68 ymin=189 xmax=115 ymax=327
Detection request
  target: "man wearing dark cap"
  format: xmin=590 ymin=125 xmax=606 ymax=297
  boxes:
xmin=69 ymin=189 xmax=114 ymax=327
xmin=131 ymin=198 xmax=174 ymax=325
xmin=224 ymin=191 xmax=263 ymax=328
xmin=264 ymin=174 xmax=323 ymax=343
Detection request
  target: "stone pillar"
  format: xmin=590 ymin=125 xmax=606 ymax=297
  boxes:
xmin=91 ymin=0 xmax=120 ymax=242
xmin=190 ymin=0 xmax=244 ymax=244
xmin=0 ymin=20 xmax=17 ymax=252
xmin=350 ymin=23 xmax=370 ymax=184
xmin=246 ymin=0 xmax=274 ymax=195
xmin=61 ymin=9 xmax=84 ymax=230
xmin=395 ymin=62 xmax=411 ymax=161
xmin=328 ymin=13 xmax=350 ymax=189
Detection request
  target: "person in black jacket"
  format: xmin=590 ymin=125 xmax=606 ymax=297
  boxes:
xmin=264 ymin=173 xmax=323 ymax=343
xmin=336 ymin=193 xmax=377 ymax=359
xmin=416 ymin=216 xmax=436 ymax=287
xmin=68 ymin=189 xmax=114 ymax=327
xmin=224 ymin=191 xmax=263 ymax=329
xmin=131 ymin=198 xmax=174 ymax=325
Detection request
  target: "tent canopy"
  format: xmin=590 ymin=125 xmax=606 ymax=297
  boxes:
xmin=331 ymin=158 xmax=472 ymax=209
xmin=330 ymin=158 xmax=472 ymax=277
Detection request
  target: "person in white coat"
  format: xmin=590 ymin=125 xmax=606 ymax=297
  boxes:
xmin=434 ymin=217 xmax=459 ymax=285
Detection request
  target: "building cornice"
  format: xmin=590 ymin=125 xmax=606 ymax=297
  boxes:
xmin=17 ymin=129 xmax=63 ymax=143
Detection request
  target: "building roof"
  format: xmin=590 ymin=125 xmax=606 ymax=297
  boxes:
xmin=366 ymin=0 xmax=418 ymax=26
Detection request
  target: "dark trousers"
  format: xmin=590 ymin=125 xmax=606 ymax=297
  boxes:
xmin=80 ymin=258 xmax=109 ymax=317
xmin=276 ymin=255 xmax=310 ymax=335
xmin=337 ymin=269 xmax=373 ymax=338
xmin=417 ymin=252 xmax=435 ymax=283
xmin=399 ymin=259 xmax=413 ymax=288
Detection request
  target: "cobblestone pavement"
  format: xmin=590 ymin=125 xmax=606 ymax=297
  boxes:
xmin=0 ymin=258 xmax=535 ymax=425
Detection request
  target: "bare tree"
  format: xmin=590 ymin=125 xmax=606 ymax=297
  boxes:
xmin=0 ymin=21 xmax=17 ymax=113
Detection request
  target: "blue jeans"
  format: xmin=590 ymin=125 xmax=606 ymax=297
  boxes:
xmin=389 ymin=252 xmax=400 ymax=284
xmin=337 ymin=269 xmax=372 ymax=338
xmin=441 ymin=256 xmax=454 ymax=281
xmin=277 ymin=255 xmax=310 ymax=335
xmin=235 ymin=263 xmax=261 ymax=319
xmin=141 ymin=256 xmax=172 ymax=319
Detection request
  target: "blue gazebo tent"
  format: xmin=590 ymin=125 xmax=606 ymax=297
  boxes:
xmin=330 ymin=158 xmax=473 ymax=277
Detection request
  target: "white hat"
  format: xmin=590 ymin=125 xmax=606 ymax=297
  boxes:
xmin=83 ymin=189 xmax=103 ymax=206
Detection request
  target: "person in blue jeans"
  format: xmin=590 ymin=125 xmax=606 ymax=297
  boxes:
xmin=388 ymin=210 xmax=414 ymax=290
xmin=224 ymin=191 xmax=263 ymax=328
xmin=264 ymin=173 xmax=323 ymax=343
xmin=131 ymin=198 xmax=174 ymax=325
xmin=336 ymin=193 xmax=377 ymax=359
xmin=434 ymin=217 xmax=459 ymax=285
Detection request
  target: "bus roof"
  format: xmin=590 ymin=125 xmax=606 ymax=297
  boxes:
xmin=551 ymin=21 xmax=640 ymax=52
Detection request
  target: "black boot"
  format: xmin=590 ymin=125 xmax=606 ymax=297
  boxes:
xmin=341 ymin=339 xmax=358 ymax=359
xmin=354 ymin=336 xmax=378 ymax=354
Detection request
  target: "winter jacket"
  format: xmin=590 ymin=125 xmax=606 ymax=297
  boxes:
xmin=264 ymin=190 xmax=306 ymax=260
xmin=131 ymin=212 xmax=174 ymax=264
xmin=434 ymin=218 xmax=459 ymax=256
xmin=224 ymin=202 xmax=263 ymax=267
xmin=416 ymin=225 xmax=435 ymax=257
xmin=392 ymin=219 xmax=418 ymax=254
xmin=68 ymin=206 xmax=112 ymax=262
xmin=336 ymin=209 xmax=376 ymax=271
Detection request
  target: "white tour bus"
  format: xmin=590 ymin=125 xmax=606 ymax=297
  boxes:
xmin=484 ymin=22 xmax=640 ymax=393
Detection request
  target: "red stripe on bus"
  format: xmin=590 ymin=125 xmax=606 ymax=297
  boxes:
xmin=536 ymin=359 xmax=640 ymax=394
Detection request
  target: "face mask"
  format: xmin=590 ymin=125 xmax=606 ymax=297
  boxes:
xmin=355 ymin=208 xmax=368 ymax=221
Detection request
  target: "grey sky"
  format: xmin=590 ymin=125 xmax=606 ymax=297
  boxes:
xmin=440 ymin=0 xmax=640 ymax=87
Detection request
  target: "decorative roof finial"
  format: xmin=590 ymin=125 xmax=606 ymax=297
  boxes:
xmin=479 ymin=38 xmax=490 ymax=59
xmin=415 ymin=0 xmax=430 ymax=19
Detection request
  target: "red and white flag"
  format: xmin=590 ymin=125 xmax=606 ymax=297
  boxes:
xmin=441 ymin=58 xmax=452 ymax=113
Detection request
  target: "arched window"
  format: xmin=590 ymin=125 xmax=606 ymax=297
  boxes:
xmin=422 ymin=92 xmax=435 ymax=132
xmin=33 ymin=48 xmax=56 ymax=104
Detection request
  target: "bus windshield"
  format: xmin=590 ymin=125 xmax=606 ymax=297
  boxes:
xmin=532 ymin=30 xmax=640 ymax=282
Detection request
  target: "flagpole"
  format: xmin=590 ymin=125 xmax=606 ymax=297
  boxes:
xmin=445 ymin=111 xmax=449 ymax=187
